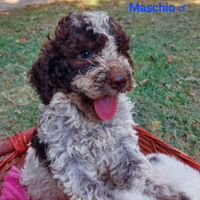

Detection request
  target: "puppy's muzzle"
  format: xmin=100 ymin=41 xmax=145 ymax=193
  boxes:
xmin=110 ymin=74 xmax=127 ymax=90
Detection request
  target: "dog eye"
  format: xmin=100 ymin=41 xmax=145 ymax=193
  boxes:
xmin=80 ymin=51 xmax=91 ymax=59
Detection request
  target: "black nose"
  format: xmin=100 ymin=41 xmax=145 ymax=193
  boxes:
xmin=110 ymin=74 xmax=127 ymax=89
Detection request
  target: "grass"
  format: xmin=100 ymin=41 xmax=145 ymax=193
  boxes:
xmin=0 ymin=0 xmax=200 ymax=160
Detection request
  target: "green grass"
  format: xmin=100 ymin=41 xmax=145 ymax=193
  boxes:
xmin=0 ymin=0 xmax=200 ymax=160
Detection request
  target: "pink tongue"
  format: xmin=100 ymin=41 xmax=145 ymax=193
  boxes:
xmin=94 ymin=96 xmax=117 ymax=120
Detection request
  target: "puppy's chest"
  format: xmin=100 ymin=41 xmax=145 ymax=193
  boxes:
xmin=68 ymin=125 xmax=128 ymax=163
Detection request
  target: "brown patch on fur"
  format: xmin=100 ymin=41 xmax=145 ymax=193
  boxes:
xmin=108 ymin=17 xmax=133 ymax=71
xmin=31 ymin=129 xmax=50 ymax=167
xmin=144 ymin=179 xmax=191 ymax=200
xmin=149 ymin=156 xmax=160 ymax=164
xmin=67 ymin=92 xmax=101 ymax=121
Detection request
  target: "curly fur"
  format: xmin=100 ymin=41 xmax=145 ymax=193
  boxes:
xmin=146 ymin=154 xmax=200 ymax=200
xmin=111 ymin=153 xmax=200 ymax=200
xmin=21 ymin=92 xmax=151 ymax=200
xmin=20 ymin=11 xmax=196 ymax=200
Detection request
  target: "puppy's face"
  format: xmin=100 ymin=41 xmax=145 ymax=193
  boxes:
xmin=29 ymin=11 xmax=136 ymax=121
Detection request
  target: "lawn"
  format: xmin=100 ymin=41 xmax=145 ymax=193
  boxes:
xmin=0 ymin=0 xmax=200 ymax=161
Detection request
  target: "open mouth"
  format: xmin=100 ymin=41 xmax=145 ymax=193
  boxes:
xmin=93 ymin=96 xmax=117 ymax=120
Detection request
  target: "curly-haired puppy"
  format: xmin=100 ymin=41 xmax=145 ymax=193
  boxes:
xmin=21 ymin=11 xmax=194 ymax=200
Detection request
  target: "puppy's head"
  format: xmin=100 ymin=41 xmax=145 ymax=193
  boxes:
xmin=29 ymin=11 xmax=136 ymax=121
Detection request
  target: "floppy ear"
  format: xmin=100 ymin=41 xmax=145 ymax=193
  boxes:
xmin=108 ymin=17 xmax=134 ymax=73
xmin=28 ymin=13 xmax=74 ymax=105
xmin=28 ymin=46 xmax=53 ymax=105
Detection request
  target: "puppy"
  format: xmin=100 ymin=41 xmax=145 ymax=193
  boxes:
xmin=21 ymin=11 xmax=196 ymax=200
xmin=21 ymin=11 xmax=151 ymax=200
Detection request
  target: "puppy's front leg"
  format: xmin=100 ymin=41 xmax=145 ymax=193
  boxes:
xmin=51 ymin=158 xmax=112 ymax=200
xmin=109 ymin=137 xmax=151 ymax=189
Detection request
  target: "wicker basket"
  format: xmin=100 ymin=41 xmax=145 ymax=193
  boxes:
xmin=1 ymin=125 xmax=200 ymax=194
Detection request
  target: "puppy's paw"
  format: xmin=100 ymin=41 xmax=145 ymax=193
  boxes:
xmin=111 ymin=161 xmax=144 ymax=190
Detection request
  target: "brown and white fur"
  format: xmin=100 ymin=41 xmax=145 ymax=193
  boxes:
xmin=113 ymin=153 xmax=200 ymax=200
xmin=20 ymin=11 xmax=199 ymax=200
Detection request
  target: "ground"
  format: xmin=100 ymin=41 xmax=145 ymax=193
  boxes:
xmin=0 ymin=0 xmax=200 ymax=161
